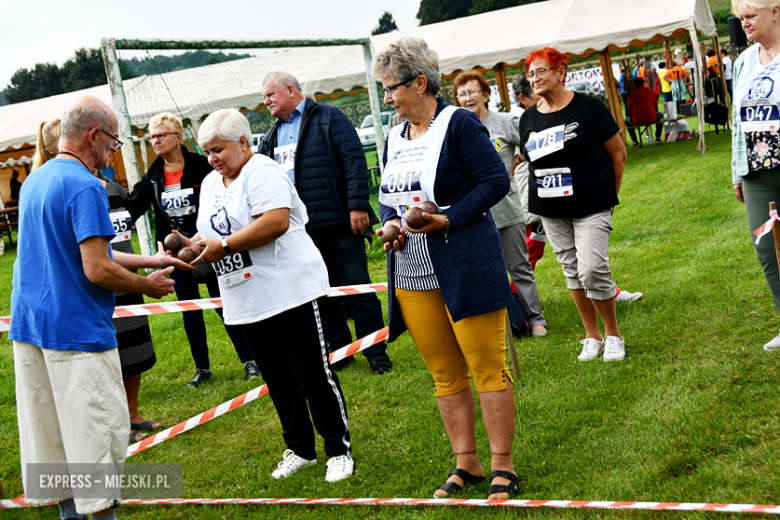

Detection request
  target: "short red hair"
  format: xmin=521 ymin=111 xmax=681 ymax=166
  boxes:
xmin=453 ymin=70 xmax=491 ymax=109
xmin=526 ymin=47 xmax=568 ymax=74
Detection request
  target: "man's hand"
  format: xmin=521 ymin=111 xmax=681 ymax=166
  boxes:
xmin=155 ymin=241 xmax=195 ymax=270
xmin=144 ymin=267 xmax=175 ymax=299
xmin=350 ymin=210 xmax=369 ymax=235
xmin=734 ymin=184 xmax=745 ymax=203
xmin=404 ymin=212 xmax=448 ymax=235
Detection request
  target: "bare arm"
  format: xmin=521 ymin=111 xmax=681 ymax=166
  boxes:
xmin=193 ymin=208 xmax=291 ymax=264
xmin=603 ymin=132 xmax=627 ymax=195
xmin=112 ymin=242 xmax=194 ymax=271
xmin=80 ymin=236 xmax=175 ymax=299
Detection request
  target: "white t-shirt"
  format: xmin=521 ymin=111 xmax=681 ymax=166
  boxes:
xmin=196 ymin=154 xmax=329 ymax=325
xmin=723 ymin=56 xmax=733 ymax=80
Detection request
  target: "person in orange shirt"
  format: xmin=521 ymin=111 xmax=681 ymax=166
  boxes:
xmin=706 ymin=48 xmax=720 ymax=76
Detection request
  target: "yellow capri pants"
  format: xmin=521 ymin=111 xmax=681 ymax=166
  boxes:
xmin=396 ymin=288 xmax=512 ymax=397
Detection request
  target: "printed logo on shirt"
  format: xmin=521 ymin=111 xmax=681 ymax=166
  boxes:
xmin=491 ymin=138 xmax=503 ymax=153
xmin=210 ymin=207 xmax=231 ymax=237
xmin=564 ymin=122 xmax=579 ymax=142
xmin=749 ymin=77 xmax=775 ymax=99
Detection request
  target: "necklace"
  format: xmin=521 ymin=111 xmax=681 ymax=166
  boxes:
xmin=58 ymin=151 xmax=91 ymax=173
xmin=403 ymin=110 xmax=437 ymax=140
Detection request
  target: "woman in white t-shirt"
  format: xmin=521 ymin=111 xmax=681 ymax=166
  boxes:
xmin=178 ymin=109 xmax=354 ymax=483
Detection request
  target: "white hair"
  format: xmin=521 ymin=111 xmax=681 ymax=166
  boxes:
xmin=197 ymin=109 xmax=252 ymax=147
xmin=61 ymin=96 xmax=114 ymax=141
xmin=262 ymin=71 xmax=302 ymax=92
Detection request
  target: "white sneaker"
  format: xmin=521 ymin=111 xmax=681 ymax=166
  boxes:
xmin=271 ymin=449 xmax=316 ymax=479
xmin=578 ymin=337 xmax=604 ymax=361
xmin=615 ymin=291 xmax=643 ymax=303
xmin=325 ymin=454 xmax=354 ymax=483
xmin=764 ymin=332 xmax=780 ymax=352
xmin=603 ymin=336 xmax=626 ymax=362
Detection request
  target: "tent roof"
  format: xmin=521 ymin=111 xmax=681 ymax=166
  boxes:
xmin=0 ymin=45 xmax=368 ymax=159
xmin=370 ymin=0 xmax=716 ymax=75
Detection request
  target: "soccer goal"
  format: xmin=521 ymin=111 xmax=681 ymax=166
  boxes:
xmin=100 ymin=38 xmax=386 ymax=257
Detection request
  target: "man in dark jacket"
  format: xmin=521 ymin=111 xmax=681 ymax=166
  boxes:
xmin=258 ymin=71 xmax=392 ymax=374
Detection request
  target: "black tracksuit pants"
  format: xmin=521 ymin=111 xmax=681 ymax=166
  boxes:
xmin=240 ymin=298 xmax=351 ymax=460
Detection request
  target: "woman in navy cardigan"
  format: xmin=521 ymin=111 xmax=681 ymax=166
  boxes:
xmin=373 ymin=36 xmax=518 ymax=500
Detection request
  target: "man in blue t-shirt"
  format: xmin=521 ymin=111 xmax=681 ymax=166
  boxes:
xmin=10 ymin=96 xmax=186 ymax=520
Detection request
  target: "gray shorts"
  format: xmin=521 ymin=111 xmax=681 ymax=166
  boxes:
xmin=542 ymin=209 xmax=617 ymax=300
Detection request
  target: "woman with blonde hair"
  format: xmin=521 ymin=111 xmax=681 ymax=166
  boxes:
xmin=128 ymin=111 xmax=256 ymax=386
xmin=731 ymin=0 xmax=780 ymax=351
xmin=31 ymin=118 xmax=61 ymax=170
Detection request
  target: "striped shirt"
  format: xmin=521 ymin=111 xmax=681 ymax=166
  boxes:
xmin=394 ymin=231 xmax=438 ymax=290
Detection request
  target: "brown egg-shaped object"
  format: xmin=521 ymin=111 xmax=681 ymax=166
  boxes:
xmin=164 ymin=233 xmax=184 ymax=253
xmin=418 ymin=201 xmax=439 ymax=215
xmin=404 ymin=207 xmax=426 ymax=228
xmin=177 ymin=247 xmax=197 ymax=263
xmin=382 ymin=225 xmax=402 ymax=244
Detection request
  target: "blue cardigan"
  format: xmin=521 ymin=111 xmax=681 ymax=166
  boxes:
xmin=380 ymin=100 xmax=515 ymax=342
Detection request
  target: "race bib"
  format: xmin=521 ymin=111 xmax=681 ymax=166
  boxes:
xmin=379 ymin=161 xmax=425 ymax=207
xmin=274 ymin=143 xmax=296 ymax=171
xmin=110 ymin=209 xmax=132 ymax=243
xmin=526 ymin=124 xmax=565 ymax=161
xmin=213 ymin=251 xmax=255 ymax=289
xmin=162 ymin=188 xmax=195 ymax=217
xmin=741 ymin=99 xmax=780 ymax=132
xmin=535 ymin=167 xmax=573 ymax=198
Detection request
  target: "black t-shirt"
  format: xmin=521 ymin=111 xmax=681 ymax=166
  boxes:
xmin=519 ymin=93 xmax=620 ymax=218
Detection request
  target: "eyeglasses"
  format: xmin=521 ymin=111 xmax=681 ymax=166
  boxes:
xmin=383 ymin=77 xmax=416 ymax=95
xmin=100 ymin=128 xmax=124 ymax=150
xmin=146 ymin=132 xmax=180 ymax=143
xmin=456 ymin=90 xmax=484 ymax=100
xmin=526 ymin=67 xmax=555 ymax=80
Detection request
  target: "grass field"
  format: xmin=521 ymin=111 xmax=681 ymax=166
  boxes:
xmin=4 ymin=129 xmax=780 ymax=519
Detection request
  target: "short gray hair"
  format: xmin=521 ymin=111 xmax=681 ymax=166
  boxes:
xmin=372 ymin=36 xmax=441 ymax=96
xmin=512 ymin=73 xmax=532 ymax=98
xmin=198 ymin=109 xmax=252 ymax=147
xmin=262 ymin=71 xmax=302 ymax=92
xmin=61 ymin=96 xmax=114 ymax=141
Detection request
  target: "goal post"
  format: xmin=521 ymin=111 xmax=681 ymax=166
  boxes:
xmin=100 ymin=37 xmax=386 ymax=259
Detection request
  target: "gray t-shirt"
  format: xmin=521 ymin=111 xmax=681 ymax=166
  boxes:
xmin=481 ymin=110 xmax=525 ymax=229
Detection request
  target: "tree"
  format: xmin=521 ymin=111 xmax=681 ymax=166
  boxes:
xmin=60 ymin=48 xmax=107 ymax=92
xmin=372 ymin=12 xmax=399 ymax=35
xmin=417 ymin=0 xmax=472 ymax=25
xmin=5 ymin=63 xmax=64 ymax=104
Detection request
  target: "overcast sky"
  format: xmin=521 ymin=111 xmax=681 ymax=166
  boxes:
xmin=1 ymin=0 xmax=421 ymax=90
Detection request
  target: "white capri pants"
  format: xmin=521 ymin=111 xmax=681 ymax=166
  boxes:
xmin=542 ymin=209 xmax=618 ymax=301
xmin=14 ymin=341 xmax=129 ymax=515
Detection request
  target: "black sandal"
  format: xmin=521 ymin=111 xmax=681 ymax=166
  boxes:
xmin=434 ymin=468 xmax=485 ymax=498
xmin=487 ymin=470 xmax=519 ymax=499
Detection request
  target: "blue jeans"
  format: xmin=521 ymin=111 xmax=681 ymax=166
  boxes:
xmin=310 ymin=231 xmax=387 ymax=357
xmin=169 ymin=268 xmax=254 ymax=370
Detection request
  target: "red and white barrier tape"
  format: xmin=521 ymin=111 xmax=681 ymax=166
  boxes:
xmin=4 ymin=497 xmax=780 ymax=513
xmin=0 ymin=283 xmax=388 ymax=334
xmin=125 ymin=326 xmax=388 ymax=457
xmin=754 ymin=209 xmax=780 ymax=245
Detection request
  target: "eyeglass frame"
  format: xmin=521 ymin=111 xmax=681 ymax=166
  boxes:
xmin=99 ymin=128 xmax=124 ymax=150
xmin=456 ymin=89 xmax=486 ymax=100
xmin=146 ymin=132 xmax=181 ymax=143
xmin=383 ymin=76 xmax=418 ymax=95
xmin=525 ymin=67 xmax=559 ymax=80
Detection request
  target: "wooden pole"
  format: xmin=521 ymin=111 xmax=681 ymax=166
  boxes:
xmin=771 ymin=202 xmax=780 ymax=270
xmin=599 ymin=51 xmax=626 ymax=144
xmin=664 ymin=40 xmax=673 ymax=68
xmin=493 ymin=64 xmax=511 ymax=111
xmin=505 ymin=314 xmax=521 ymax=381
xmin=712 ymin=35 xmax=732 ymax=129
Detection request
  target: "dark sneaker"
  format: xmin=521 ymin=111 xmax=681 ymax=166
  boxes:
xmin=244 ymin=362 xmax=260 ymax=381
xmin=366 ymin=351 xmax=393 ymax=375
xmin=188 ymin=369 xmax=211 ymax=388
xmin=330 ymin=356 xmax=354 ymax=372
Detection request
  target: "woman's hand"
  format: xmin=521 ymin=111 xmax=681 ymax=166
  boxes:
xmin=404 ymin=212 xmax=448 ymax=235
xmin=376 ymin=220 xmax=405 ymax=252
xmin=191 ymin=238 xmax=226 ymax=265
xmin=155 ymin=241 xmax=195 ymax=270
xmin=734 ymin=184 xmax=745 ymax=203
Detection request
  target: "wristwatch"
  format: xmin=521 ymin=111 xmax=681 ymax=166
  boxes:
xmin=221 ymin=238 xmax=232 ymax=255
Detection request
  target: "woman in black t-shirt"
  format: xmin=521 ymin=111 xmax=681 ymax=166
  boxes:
xmin=519 ymin=47 xmax=628 ymax=362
